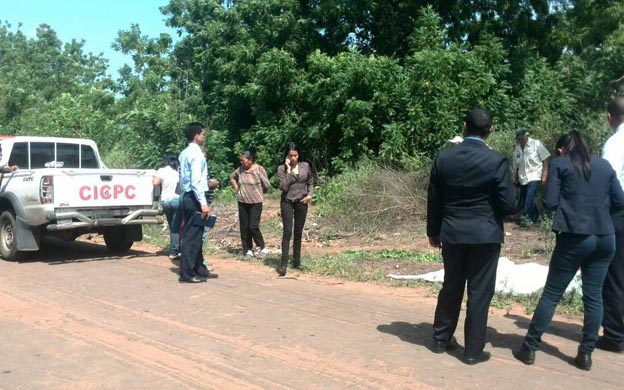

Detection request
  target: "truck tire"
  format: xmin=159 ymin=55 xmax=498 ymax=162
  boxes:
xmin=103 ymin=228 xmax=134 ymax=252
xmin=0 ymin=211 xmax=22 ymax=261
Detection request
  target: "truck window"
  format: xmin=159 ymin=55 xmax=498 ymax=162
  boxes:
xmin=31 ymin=142 xmax=55 ymax=169
xmin=57 ymin=143 xmax=80 ymax=168
xmin=81 ymin=145 xmax=99 ymax=168
xmin=8 ymin=142 xmax=29 ymax=169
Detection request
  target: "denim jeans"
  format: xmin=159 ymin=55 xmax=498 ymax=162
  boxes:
xmin=162 ymin=196 xmax=181 ymax=256
xmin=523 ymin=233 xmax=615 ymax=353
xmin=518 ymin=180 xmax=540 ymax=223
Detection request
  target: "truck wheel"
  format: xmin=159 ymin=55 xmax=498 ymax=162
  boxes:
xmin=0 ymin=211 xmax=22 ymax=261
xmin=103 ymin=228 xmax=134 ymax=252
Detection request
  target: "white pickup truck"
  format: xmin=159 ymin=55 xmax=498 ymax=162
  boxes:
xmin=0 ymin=136 xmax=163 ymax=260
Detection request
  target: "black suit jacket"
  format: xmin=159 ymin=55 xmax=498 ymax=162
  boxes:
xmin=427 ymin=138 xmax=516 ymax=244
xmin=543 ymin=155 xmax=624 ymax=235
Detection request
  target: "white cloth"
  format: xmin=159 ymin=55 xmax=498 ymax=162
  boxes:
xmin=387 ymin=257 xmax=582 ymax=295
xmin=513 ymin=137 xmax=550 ymax=185
xmin=602 ymin=123 xmax=624 ymax=189
xmin=155 ymin=166 xmax=179 ymax=202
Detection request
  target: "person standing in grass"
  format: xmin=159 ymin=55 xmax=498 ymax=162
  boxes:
xmin=514 ymin=131 xmax=624 ymax=371
xmin=513 ymin=128 xmax=551 ymax=224
xmin=427 ymin=108 xmax=516 ymax=365
xmin=230 ymin=151 xmax=270 ymax=258
xmin=277 ymin=142 xmax=314 ymax=277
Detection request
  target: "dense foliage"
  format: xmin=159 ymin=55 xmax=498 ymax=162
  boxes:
xmin=2 ymin=1 xmax=624 ymax=183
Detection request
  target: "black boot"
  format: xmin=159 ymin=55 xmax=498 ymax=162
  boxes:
xmin=574 ymin=351 xmax=592 ymax=371
xmin=513 ymin=345 xmax=535 ymax=365
xmin=277 ymin=257 xmax=288 ymax=277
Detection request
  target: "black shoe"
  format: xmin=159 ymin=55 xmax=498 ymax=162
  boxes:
xmin=196 ymin=273 xmax=219 ymax=280
xmin=178 ymin=276 xmax=207 ymax=283
xmin=276 ymin=268 xmax=286 ymax=277
xmin=596 ymin=336 xmax=624 ymax=353
xmin=431 ymin=336 xmax=459 ymax=354
xmin=574 ymin=352 xmax=592 ymax=371
xmin=463 ymin=351 xmax=491 ymax=365
xmin=513 ymin=346 xmax=535 ymax=365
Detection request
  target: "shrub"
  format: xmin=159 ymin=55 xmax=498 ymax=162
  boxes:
xmin=314 ymin=160 xmax=429 ymax=233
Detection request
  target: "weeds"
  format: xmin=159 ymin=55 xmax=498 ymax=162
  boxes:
xmin=313 ymin=160 xmax=429 ymax=234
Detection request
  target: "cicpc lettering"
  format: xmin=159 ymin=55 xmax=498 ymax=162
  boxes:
xmin=79 ymin=185 xmax=136 ymax=201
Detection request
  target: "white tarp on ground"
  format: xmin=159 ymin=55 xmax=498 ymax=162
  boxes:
xmin=387 ymin=257 xmax=583 ymax=295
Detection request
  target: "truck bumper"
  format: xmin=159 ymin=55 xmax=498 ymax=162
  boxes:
xmin=46 ymin=209 xmax=164 ymax=231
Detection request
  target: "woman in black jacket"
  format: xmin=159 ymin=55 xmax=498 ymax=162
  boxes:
xmin=276 ymin=142 xmax=314 ymax=276
xmin=514 ymin=131 xmax=624 ymax=371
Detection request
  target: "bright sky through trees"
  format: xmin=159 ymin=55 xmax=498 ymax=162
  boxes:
xmin=2 ymin=0 xmax=173 ymax=75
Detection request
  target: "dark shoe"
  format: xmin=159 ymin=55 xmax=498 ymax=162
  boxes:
xmin=197 ymin=273 xmax=219 ymax=280
xmin=178 ymin=276 xmax=206 ymax=283
xmin=574 ymin=352 xmax=592 ymax=371
xmin=276 ymin=267 xmax=286 ymax=277
xmin=596 ymin=336 xmax=624 ymax=353
xmin=463 ymin=351 xmax=491 ymax=365
xmin=431 ymin=336 xmax=459 ymax=354
xmin=513 ymin=346 xmax=535 ymax=365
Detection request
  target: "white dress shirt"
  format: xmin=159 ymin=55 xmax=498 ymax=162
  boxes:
xmin=602 ymin=123 xmax=624 ymax=189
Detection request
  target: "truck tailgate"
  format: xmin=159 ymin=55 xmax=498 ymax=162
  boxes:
xmin=52 ymin=169 xmax=155 ymax=208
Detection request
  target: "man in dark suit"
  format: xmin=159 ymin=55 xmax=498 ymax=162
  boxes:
xmin=427 ymin=108 xmax=516 ymax=365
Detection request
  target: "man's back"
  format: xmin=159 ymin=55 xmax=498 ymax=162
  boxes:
xmin=427 ymin=138 xmax=515 ymax=244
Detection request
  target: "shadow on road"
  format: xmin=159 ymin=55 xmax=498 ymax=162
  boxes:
xmin=378 ymin=318 xmax=579 ymax=366
xmin=504 ymin=313 xmax=583 ymax=343
xmin=377 ymin=321 xmax=433 ymax=347
xmin=13 ymin=236 xmax=155 ymax=265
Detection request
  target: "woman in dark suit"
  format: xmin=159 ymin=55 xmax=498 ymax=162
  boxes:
xmin=514 ymin=131 xmax=624 ymax=371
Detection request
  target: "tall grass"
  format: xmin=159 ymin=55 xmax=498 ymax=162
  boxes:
xmin=313 ymin=160 xmax=430 ymax=233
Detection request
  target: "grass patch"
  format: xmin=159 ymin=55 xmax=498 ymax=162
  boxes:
xmin=141 ymin=224 xmax=168 ymax=251
xmin=491 ymin=289 xmax=584 ymax=317
xmin=299 ymin=249 xmax=442 ymax=283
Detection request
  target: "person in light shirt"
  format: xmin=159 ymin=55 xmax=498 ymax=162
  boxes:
xmin=177 ymin=122 xmax=214 ymax=283
xmin=513 ymin=128 xmax=550 ymax=223
xmin=599 ymin=96 xmax=624 ymax=353
xmin=152 ymin=153 xmax=181 ymax=260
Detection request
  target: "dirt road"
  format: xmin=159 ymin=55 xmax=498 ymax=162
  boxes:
xmin=0 ymin=238 xmax=621 ymax=390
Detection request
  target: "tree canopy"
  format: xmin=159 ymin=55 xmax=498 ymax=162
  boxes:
xmin=2 ymin=1 xmax=624 ymax=181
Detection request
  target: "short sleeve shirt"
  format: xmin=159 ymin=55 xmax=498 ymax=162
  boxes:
xmin=514 ymin=138 xmax=551 ymax=185
xmin=155 ymin=166 xmax=179 ymax=202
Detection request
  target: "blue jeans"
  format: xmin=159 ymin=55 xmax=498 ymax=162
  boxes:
xmin=523 ymin=233 xmax=615 ymax=353
xmin=518 ymin=181 xmax=540 ymax=223
xmin=162 ymin=196 xmax=181 ymax=256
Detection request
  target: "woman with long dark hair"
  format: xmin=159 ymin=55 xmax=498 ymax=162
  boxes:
xmin=277 ymin=142 xmax=314 ymax=276
xmin=514 ymin=131 xmax=624 ymax=371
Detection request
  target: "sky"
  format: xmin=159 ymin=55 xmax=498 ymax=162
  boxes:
xmin=2 ymin=0 xmax=177 ymax=76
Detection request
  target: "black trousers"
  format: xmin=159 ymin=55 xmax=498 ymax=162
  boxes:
xmin=179 ymin=192 xmax=209 ymax=280
xmin=238 ymin=202 xmax=265 ymax=252
xmin=433 ymin=243 xmax=500 ymax=358
xmin=602 ymin=211 xmax=624 ymax=347
xmin=280 ymin=199 xmax=308 ymax=268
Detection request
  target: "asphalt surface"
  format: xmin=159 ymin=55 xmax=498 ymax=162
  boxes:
xmin=0 ymin=238 xmax=622 ymax=389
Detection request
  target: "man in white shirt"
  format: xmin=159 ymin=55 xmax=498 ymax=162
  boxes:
xmin=599 ymin=97 xmax=624 ymax=353
xmin=513 ymin=128 xmax=550 ymax=223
